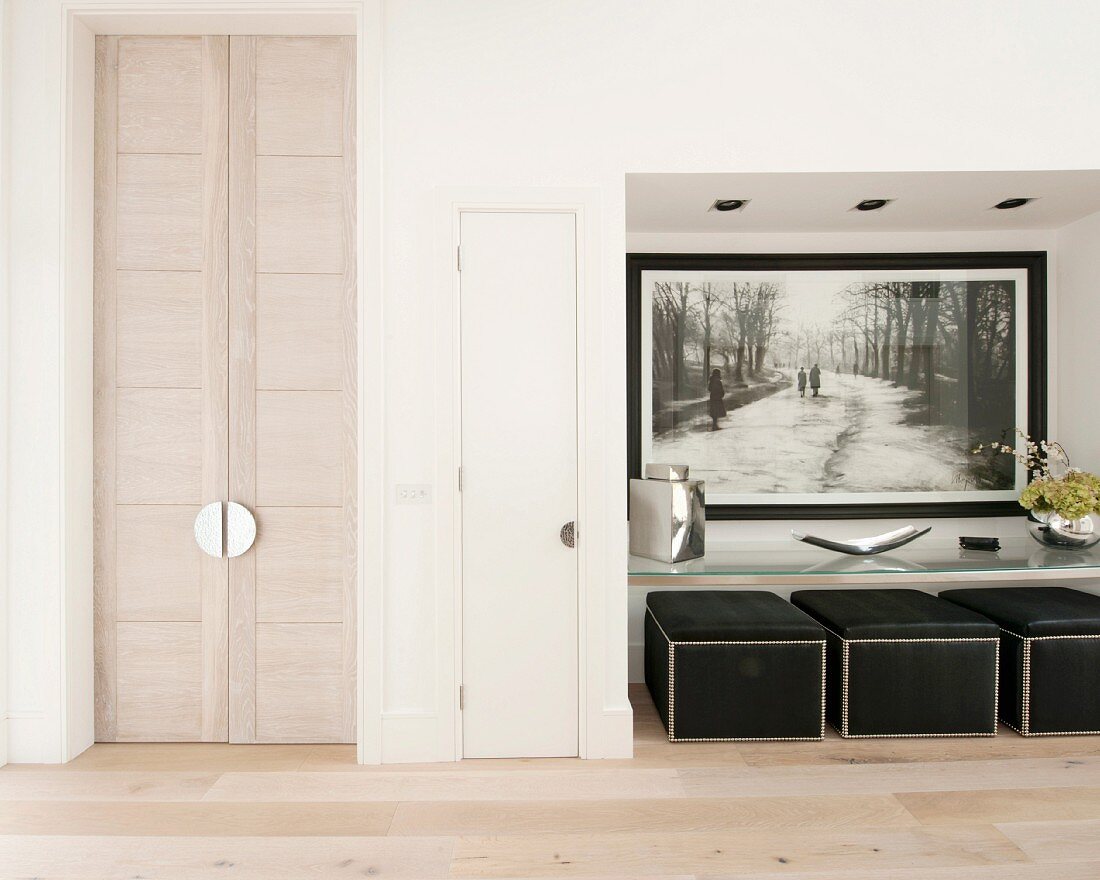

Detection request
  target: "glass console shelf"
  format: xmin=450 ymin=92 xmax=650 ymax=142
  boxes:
xmin=628 ymin=538 xmax=1100 ymax=586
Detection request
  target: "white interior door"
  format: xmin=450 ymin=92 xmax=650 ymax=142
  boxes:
xmin=459 ymin=210 xmax=579 ymax=759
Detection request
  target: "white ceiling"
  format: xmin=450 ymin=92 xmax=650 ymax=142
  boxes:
xmin=625 ymin=170 xmax=1100 ymax=234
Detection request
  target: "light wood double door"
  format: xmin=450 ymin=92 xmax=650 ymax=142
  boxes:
xmin=93 ymin=35 xmax=356 ymax=743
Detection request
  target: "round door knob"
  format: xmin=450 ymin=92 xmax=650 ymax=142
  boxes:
xmin=560 ymin=521 xmax=576 ymax=548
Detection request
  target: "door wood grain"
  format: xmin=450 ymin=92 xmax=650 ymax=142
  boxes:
xmin=228 ymin=35 xmax=356 ymax=744
xmin=117 ymin=36 xmax=203 ymax=154
xmin=96 ymin=34 xmax=354 ymax=745
xmin=94 ymin=35 xmax=229 ymax=743
xmin=116 ymin=270 xmax=203 ymax=389
xmin=228 ymin=33 xmax=259 ymax=745
xmin=93 ymin=34 xmax=119 ymax=742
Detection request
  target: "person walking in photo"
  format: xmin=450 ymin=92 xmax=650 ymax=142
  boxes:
xmin=708 ymin=368 xmax=727 ymax=430
xmin=810 ymin=363 xmax=822 ymax=397
xmin=797 ymin=367 xmax=807 ymax=398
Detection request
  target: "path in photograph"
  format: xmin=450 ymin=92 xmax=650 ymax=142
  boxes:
xmin=652 ymin=371 xmax=971 ymax=495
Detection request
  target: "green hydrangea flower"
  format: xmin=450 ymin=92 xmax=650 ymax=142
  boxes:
xmin=1018 ymin=469 xmax=1100 ymax=519
xmin=1019 ymin=480 xmax=1051 ymax=512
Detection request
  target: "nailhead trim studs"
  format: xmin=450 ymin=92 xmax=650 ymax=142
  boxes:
xmin=841 ymin=634 xmax=849 ymax=737
xmin=821 ymin=625 xmax=1000 ymax=739
xmin=998 ymin=628 xmax=1100 ymax=736
xmin=1022 ymin=636 xmax=1031 ymax=735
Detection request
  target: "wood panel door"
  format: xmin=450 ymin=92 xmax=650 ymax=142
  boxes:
xmin=459 ymin=211 xmax=579 ymax=758
xmin=93 ymin=35 xmax=356 ymax=744
xmin=228 ymin=36 xmax=357 ymax=744
xmin=94 ymin=35 xmax=229 ymax=742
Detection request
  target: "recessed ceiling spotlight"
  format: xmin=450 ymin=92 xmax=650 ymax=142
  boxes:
xmin=994 ymin=197 xmax=1032 ymax=210
xmin=712 ymin=199 xmax=748 ymax=212
xmin=854 ymin=199 xmax=891 ymax=211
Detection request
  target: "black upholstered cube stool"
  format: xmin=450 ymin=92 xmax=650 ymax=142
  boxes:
xmin=790 ymin=589 xmax=1000 ymax=738
xmin=940 ymin=587 xmax=1100 ymax=736
xmin=644 ymin=590 xmax=826 ymax=741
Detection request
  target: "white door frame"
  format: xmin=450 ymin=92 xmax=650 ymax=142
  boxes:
xmin=55 ymin=0 xmax=383 ymax=763
xmin=434 ymin=190 xmax=602 ymax=760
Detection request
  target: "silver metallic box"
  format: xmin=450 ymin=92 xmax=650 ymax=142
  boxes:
xmin=629 ymin=464 xmax=705 ymax=563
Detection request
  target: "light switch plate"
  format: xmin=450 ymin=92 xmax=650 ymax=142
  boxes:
xmin=396 ymin=484 xmax=432 ymax=504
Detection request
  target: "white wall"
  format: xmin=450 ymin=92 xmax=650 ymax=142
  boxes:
xmin=1056 ymin=210 xmax=1100 ymax=474
xmin=6 ymin=0 xmax=1100 ymax=761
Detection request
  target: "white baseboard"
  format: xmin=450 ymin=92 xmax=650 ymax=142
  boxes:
xmin=4 ymin=706 xmax=634 ymax=765
xmin=380 ymin=712 xmax=446 ymax=764
xmin=6 ymin=711 xmax=46 ymax=763
xmin=380 ymin=705 xmax=635 ymax=763
xmin=586 ymin=706 xmax=634 ymax=759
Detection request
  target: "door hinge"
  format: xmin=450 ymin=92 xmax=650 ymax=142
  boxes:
xmin=459 ymin=685 xmax=464 ymax=710
xmin=456 ymin=245 xmax=462 ymax=271
xmin=458 ymin=466 xmax=463 ymax=492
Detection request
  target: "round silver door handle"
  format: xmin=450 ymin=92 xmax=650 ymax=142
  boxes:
xmin=194 ymin=502 xmax=223 ymax=557
xmin=227 ymin=502 xmax=257 ymax=557
xmin=193 ymin=502 xmax=257 ymax=558
xmin=560 ymin=521 xmax=576 ymax=548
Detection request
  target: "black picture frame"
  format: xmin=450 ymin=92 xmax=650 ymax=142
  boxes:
xmin=627 ymin=251 xmax=1048 ymax=520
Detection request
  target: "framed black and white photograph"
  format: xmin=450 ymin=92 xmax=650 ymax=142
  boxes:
xmin=627 ymin=252 xmax=1048 ymax=519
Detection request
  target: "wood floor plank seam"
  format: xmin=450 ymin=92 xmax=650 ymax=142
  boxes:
xmin=995 ymin=816 xmax=1100 ymax=863
xmin=693 ymin=863 xmax=1100 ymax=880
xmin=897 ymin=786 xmax=1100 ymax=825
xmin=386 ymin=793 xmax=922 ymax=837
xmin=445 ymin=826 xmax=1033 ymax=877
xmin=0 ymin=800 xmax=400 ymax=837
xmin=0 ymin=834 xmax=457 ymax=879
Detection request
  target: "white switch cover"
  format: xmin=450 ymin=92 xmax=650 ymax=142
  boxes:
xmin=396 ymin=484 xmax=433 ymax=504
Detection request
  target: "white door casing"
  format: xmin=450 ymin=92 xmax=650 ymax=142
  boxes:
xmin=43 ymin=1 xmax=381 ymax=765
xmin=458 ymin=210 xmax=580 ymax=759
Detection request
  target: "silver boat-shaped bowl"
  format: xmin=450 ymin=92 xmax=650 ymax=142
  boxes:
xmin=791 ymin=525 xmax=931 ymax=556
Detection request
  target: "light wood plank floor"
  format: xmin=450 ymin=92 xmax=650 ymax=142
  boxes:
xmin=4 ymin=684 xmax=1100 ymax=878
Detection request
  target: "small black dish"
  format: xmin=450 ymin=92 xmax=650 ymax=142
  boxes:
xmin=959 ymin=536 xmax=1001 ymax=552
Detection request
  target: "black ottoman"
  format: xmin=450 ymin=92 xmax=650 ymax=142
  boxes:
xmin=940 ymin=587 xmax=1100 ymax=736
xmin=644 ymin=590 xmax=826 ymax=741
xmin=790 ymin=589 xmax=1000 ymax=738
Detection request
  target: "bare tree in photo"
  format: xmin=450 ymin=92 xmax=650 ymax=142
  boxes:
xmin=652 ymin=280 xmax=696 ymax=403
xmin=647 ymin=267 xmax=1021 ymax=499
xmin=729 ymin=282 xmax=753 ymax=383
xmin=750 ymin=282 xmax=783 ymax=374
xmin=697 ymin=282 xmax=727 ymax=388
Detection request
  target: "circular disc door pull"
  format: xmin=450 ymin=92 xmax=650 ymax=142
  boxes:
xmin=227 ymin=502 xmax=257 ymax=558
xmin=194 ymin=503 xmax=224 ymax=558
xmin=560 ymin=521 xmax=576 ymax=549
